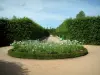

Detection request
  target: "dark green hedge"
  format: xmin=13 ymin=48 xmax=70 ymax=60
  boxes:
xmin=46 ymin=28 xmax=56 ymax=35
xmin=0 ymin=18 xmax=9 ymax=46
xmin=67 ymin=16 xmax=100 ymax=44
xmin=0 ymin=17 xmax=50 ymax=46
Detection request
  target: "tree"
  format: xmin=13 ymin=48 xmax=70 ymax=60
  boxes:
xmin=76 ymin=11 xmax=85 ymax=18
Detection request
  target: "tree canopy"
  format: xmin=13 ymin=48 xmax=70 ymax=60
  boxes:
xmin=76 ymin=10 xmax=85 ymax=18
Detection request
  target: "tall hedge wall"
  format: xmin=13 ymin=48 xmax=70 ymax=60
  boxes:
xmin=0 ymin=17 xmax=49 ymax=46
xmin=56 ymin=18 xmax=72 ymax=39
xmin=67 ymin=16 xmax=100 ymax=44
xmin=0 ymin=18 xmax=9 ymax=46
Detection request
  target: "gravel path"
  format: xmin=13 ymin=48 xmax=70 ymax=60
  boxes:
xmin=0 ymin=45 xmax=100 ymax=75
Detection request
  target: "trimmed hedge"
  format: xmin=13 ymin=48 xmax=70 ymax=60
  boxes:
xmin=0 ymin=18 xmax=9 ymax=46
xmin=8 ymin=48 xmax=88 ymax=59
xmin=46 ymin=28 xmax=56 ymax=35
xmin=0 ymin=17 xmax=50 ymax=46
xmin=56 ymin=18 xmax=72 ymax=39
xmin=57 ymin=16 xmax=100 ymax=45
xmin=67 ymin=16 xmax=100 ymax=44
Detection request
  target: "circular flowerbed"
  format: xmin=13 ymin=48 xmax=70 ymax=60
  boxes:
xmin=8 ymin=40 xmax=88 ymax=59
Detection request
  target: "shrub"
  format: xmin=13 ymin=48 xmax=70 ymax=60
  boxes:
xmin=67 ymin=16 xmax=100 ymax=44
xmin=56 ymin=18 xmax=72 ymax=39
xmin=57 ymin=16 xmax=100 ymax=45
xmin=0 ymin=17 xmax=50 ymax=46
xmin=46 ymin=28 xmax=56 ymax=35
xmin=8 ymin=40 xmax=88 ymax=59
xmin=0 ymin=18 xmax=9 ymax=46
xmin=6 ymin=17 xmax=48 ymax=42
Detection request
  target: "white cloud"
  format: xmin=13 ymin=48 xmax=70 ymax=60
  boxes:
xmin=0 ymin=0 xmax=100 ymax=28
xmin=0 ymin=0 xmax=66 ymax=21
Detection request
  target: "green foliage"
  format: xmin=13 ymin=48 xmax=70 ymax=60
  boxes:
xmin=0 ymin=18 xmax=9 ymax=46
xmin=56 ymin=18 xmax=72 ymax=39
xmin=46 ymin=28 xmax=56 ymax=35
xmin=56 ymin=18 xmax=72 ymax=32
xmin=0 ymin=16 xmax=50 ymax=46
xmin=57 ymin=13 xmax=100 ymax=45
xmin=76 ymin=10 xmax=85 ymax=18
xmin=67 ymin=16 xmax=100 ymax=44
xmin=7 ymin=17 xmax=33 ymax=42
xmin=8 ymin=40 xmax=88 ymax=59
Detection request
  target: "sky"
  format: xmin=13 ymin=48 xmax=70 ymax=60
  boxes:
xmin=0 ymin=0 xmax=100 ymax=28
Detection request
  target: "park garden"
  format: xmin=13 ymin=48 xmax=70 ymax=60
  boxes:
xmin=1 ymin=11 xmax=100 ymax=59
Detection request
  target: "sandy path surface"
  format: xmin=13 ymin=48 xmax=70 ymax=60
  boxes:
xmin=0 ymin=45 xmax=100 ymax=75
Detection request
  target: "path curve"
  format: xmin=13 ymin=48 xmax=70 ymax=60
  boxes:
xmin=0 ymin=45 xmax=100 ymax=75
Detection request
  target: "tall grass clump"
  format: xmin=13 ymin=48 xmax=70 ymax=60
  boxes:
xmin=8 ymin=40 xmax=88 ymax=59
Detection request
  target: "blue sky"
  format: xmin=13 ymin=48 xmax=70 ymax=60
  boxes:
xmin=0 ymin=0 xmax=100 ymax=28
